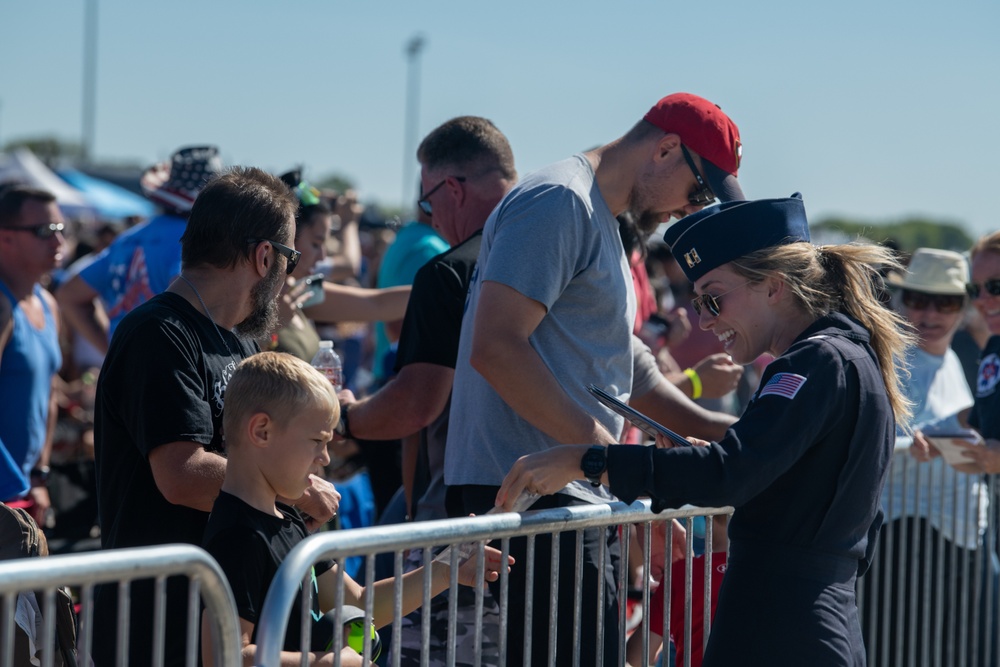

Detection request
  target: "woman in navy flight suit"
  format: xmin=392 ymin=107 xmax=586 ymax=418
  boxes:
xmin=497 ymin=194 xmax=915 ymax=666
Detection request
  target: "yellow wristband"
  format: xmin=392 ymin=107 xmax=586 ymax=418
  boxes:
xmin=683 ymin=368 xmax=702 ymax=400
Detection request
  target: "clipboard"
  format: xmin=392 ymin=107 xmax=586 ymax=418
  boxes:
xmin=922 ymin=428 xmax=983 ymax=466
xmin=587 ymin=384 xmax=692 ymax=447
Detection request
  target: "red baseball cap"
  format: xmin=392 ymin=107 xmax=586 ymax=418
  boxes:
xmin=643 ymin=93 xmax=744 ymax=202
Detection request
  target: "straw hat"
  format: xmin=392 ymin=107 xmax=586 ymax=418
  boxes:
xmin=887 ymin=248 xmax=969 ymax=295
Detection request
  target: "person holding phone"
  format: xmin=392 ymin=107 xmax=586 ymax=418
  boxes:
xmin=269 ymin=172 xmax=411 ymax=363
xmin=498 ymin=194 xmax=914 ymax=665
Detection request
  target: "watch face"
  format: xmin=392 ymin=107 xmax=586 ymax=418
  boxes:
xmin=581 ymin=446 xmax=607 ymax=481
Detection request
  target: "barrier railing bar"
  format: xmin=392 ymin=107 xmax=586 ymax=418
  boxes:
xmin=571 ymin=528 xmax=583 ymax=667
xmin=641 ymin=522 xmax=651 ymax=667
xmin=595 ymin=527 xmax=606 ymax=667
xmin=498 ymin=537 xmax=511 ymax=667
xmin=2 ymin=593 xmax=14 ymax=667
xmin=0 ymin=544 xmax=241 ymax=667
xmin=420 ymin=546 xmax=432 ymax=667
xmin=473 ymin=540 xmax=486 ymax=667
xmin=524 ymin=534 xmax=535 ymax=666
xmin=617 ymin=525 xmax=628 ymax=667
xmin=704 ymin=517 xmax=713 ymax=655
xmin=254 ymin=502 xmax=732 ymax=666
xmin=548 ymin=529 xmax=560 ymax=667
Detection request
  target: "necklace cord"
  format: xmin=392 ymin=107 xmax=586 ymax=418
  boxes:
xmin=179 ymin=274 xmax=235 ymax=356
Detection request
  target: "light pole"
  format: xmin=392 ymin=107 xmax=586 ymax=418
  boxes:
xmin=402 ymin=34 xmax=426 ymax=214
xmin=82 ymin=0 xmax=98 ymax=163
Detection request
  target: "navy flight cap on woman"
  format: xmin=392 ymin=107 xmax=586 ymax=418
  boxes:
xmin=662 ymin=194 xmax=811 ymax=284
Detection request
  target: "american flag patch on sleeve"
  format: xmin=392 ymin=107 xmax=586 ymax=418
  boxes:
xmin=758 ymin=372 xmax=807 ymax=399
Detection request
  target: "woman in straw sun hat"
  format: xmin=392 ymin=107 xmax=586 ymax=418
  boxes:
xmin=866 ymin=247 xmax=990 ymax=666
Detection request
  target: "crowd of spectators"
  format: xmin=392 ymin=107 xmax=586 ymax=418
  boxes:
xmin=2 ymin=88 xmax=999 ymax=666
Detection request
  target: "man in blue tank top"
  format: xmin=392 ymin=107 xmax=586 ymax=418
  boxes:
xmin=0 ymin=185 xmax=65 ymax=525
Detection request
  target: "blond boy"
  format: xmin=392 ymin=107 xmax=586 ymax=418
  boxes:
xmin=202 ymin=352 xmax=507 ymax=666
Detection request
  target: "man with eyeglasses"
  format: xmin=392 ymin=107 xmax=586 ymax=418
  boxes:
xmin=91 ymin=167 xmax=337 ymax=667
xmin=372 ymin=196 xmax=450 ymax=388
xmin=338 ymin=116 xmax=516 ymax=665
xmin=0 ymin=185 xmax=65 ymax=527
xmin=443 ymin=92 xmax=744 ymax=666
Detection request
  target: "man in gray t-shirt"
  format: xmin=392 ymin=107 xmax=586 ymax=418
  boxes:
xmin=446 ymin=154 xmax=635 ymax=501
xmin=445 ymin=92 xmax=746 ymax=666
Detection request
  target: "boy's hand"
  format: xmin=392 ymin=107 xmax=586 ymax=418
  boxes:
xmin=316 ymin=647 xmax=371 ymax=666
xmin=293 ymin=475 xmax=341 ymax=532
xmin=455 ymin=545 xmax=514 ymax=588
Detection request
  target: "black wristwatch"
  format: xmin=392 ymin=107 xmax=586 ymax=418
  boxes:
xmin=30 ymin=466 xmax=51 ymax=484
xmin=335 ymin=403 xmax=353 ymax=439
xmin=580 ymin=446 xmax=607 ymax=488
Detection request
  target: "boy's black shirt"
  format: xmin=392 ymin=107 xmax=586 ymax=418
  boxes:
xmin=204 ymin=491 xmax=334 ymax=650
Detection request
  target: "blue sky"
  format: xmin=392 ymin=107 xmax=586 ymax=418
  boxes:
xmin=3 ymin=0 xmax=998 ymax=237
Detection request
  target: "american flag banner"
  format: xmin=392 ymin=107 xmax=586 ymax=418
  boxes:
xmin=758 ymin=372 xmax=807 ymax=400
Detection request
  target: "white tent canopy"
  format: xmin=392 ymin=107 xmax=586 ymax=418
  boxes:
xmin=0 ymin=148 xmax=96 ymax=219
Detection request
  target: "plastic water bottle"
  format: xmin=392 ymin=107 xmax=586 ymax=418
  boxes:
xmin=311 ymin=340 xmax=343 ymax=392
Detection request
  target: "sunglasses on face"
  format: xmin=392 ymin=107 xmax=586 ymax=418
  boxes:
xmin=901 ymin=289 xmax=965 ymax=314
xmin=680 ymin=145 xmax=716 ymax=207
xmin=417 ymin=176 xmax=466 ymax=217
xmin=691 ymin=281 xmax=751 ymax=317
xmin=3 ymin=222 xmax=65 ymax=239
xmin=248 ymin=238 xmax=301 ymax=275
xmin=966 ymin=279 xmax=1000 ymax=300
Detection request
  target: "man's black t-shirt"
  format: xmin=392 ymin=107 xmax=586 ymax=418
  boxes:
xmin=93 ymin=292 xmax=257 ymax=666
xmin=392 ymin=231 xmax=481 ymax=521
xmin=394 ymin=231 xmax=482 ymax=372
xmin=203 ymin=491 xmax=334 ymax=650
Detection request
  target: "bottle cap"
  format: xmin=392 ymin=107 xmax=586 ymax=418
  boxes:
xmin=318 ymin=340 xmax=333 ymax=348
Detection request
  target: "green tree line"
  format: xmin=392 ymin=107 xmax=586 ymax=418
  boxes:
xmin=811 ymin=217 xmax=974 ymax=255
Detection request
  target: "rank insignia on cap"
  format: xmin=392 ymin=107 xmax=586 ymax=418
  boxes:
xmin=662 ymin=195 xmax=810 ymax=284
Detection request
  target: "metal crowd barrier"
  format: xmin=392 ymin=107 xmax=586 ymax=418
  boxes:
xmin=0 ymin=544 xmax=242 ymax=667
xmin=255 ymin=499 xmax=733 ymax=667
xmin=858 ymin=453 xmax=999 ymax=667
